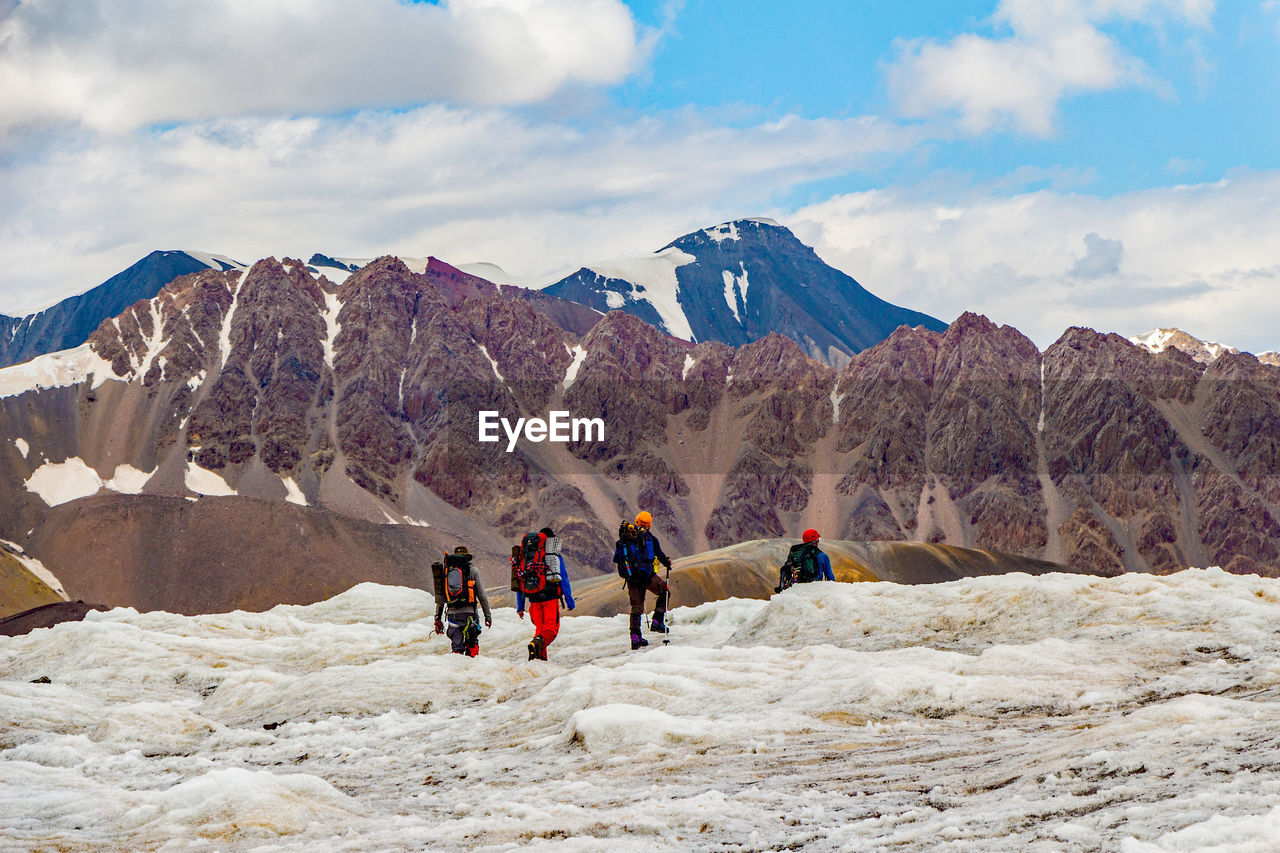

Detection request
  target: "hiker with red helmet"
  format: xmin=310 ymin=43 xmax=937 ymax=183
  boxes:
xmin=613 ymin=510 xmax=672 ymax=650
xmin=514 ymin=527 xmax=576 ymax=661
xmin=773 ymin=529 xmax=834 ymax=593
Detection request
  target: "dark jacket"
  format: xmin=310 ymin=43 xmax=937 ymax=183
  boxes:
xmin=615 ymin=530 xmax=671 ymax=576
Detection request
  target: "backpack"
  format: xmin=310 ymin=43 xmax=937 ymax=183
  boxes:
xmin=614 ymin=522 xmax=652 ymax=581
xmin=513 ymin=531 xmax=562 ymax=596
xmin=443 ymin=552 xmax=476 ymax=605
xmin=775 ymin=542 xmax=820 ymax=592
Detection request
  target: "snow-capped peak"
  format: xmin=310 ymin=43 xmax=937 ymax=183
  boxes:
xmin=1129 ymin=328 xmax=1239 ymax=364
xmin=181 ymin=251 xmax=246 ymax=272
xmin=705 ymin=221 xmax=740 ymax=243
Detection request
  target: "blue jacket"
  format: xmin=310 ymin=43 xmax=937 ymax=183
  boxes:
xmin=516 ymin=553 xmax=575 ymax=612
xmin=816 ymin=550 xmax=834 ymax=581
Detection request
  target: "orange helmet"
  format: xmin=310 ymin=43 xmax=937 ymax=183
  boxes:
xmin=635 ymin=511 xmax=653 ymax=528
xmin=802 ymin=529 xmax=819 ymax=544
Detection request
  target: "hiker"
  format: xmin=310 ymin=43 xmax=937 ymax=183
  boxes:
xmin=773 ymin=528 xmax=835 ymax=593
xmin=432 ymin=546 xmax=492 ymax=656
xmin=614 ymin=510 xmax=671 ymax=650
xmin=514 ymin=527 xmax=576 ymax=661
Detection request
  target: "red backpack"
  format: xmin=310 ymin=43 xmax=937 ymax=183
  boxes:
xmin=514 ymin=532 xmax=549 ymax=596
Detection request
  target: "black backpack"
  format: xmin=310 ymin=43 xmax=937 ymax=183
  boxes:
xmin=775 ymin=542 xmax=820 ymax=592
xmin=442 ymin=552 xmax=475 ymax=605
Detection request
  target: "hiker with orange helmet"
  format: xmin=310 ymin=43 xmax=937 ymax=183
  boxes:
xmin=773 ymin=529 xmax=834 ymax=593
xmin=613 ymin=510 xmax=672 ymax=650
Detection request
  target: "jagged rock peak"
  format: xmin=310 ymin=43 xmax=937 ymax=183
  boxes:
xmin=1130 ymin=327 xmax=1238 ymax=364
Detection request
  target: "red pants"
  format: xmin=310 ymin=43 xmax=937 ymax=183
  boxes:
xmin=529 ymin=599 xmax=561 ymax=646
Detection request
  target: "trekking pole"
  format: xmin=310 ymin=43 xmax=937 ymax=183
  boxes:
xmin=662 ymin=562 xmax=672 ymax=645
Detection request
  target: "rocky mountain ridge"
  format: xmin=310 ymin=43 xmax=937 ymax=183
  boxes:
xmin=0 ymin=251 xmax=238 ymax=369
xmin=1130 ymin=327 xmax=1280 ymax=367
xmin=3 ymin=254 xmax=1280 ymax=616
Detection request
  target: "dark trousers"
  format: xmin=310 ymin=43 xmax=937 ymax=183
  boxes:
xmin=445 ymin=611 xmax=480 ymax=655
xmin=627 ymin=573 xmax=668 ymax=634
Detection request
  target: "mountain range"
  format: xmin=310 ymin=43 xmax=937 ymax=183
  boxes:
xmin=0 ymin=250 xmax=240 ymax=369
xmin=2 ymin=221 xmax=1279 ymax=617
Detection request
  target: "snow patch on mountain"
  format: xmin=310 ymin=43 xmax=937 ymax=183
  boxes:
xmin=457 ymin=262 xmax=524 ymax=286
xmin=321 ymin=291 xmax=342 ymax=371
xmin=477 ymin=345 xmax=504 ymax=383
xmin=0 ymin=539 xmax=68 ymax=599
xmin=24 ymin=458 xmax=150 ymax=506
xmin=574 ymin=247 xmax=696 ymax=340
xmin=721 ymin=270 xmax=740 ymax=323
xmin=705 ymin=221 xmax=740 ymax=242
xmin=181 ymin=251 xmax=245 ymax=272
xmin=721 ymin=263 xmax=750 ymax=325
xmin=563 ymin=344 xmax=588 ymax=389
xmin=13 ymin=437 xmax=28 ymax=458
xmin=282 ymin=477 xmax=308 ymax=507
xmin=219 ymin=272 xmax=248 ymax=371
xmin=184 ymin=462 xmax=235 ymax=497
xmin=0 ymin=343 xmax=117 ymax=398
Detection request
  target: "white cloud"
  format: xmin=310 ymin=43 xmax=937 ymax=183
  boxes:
xmin=1070 ymin=232 xmax=1124 ymax=278
xmin=0 ymin=106 xmax=928 ymax=313
xmin=790 ymin=170 xmax=1280 ymax=353
xmin=0 ymin=0 xmax=647 ymax=135
xmin=887 ymin=0 xmax=1216 ymax=136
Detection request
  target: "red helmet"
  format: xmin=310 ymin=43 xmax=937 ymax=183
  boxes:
xmin=802 ymin=529 xmax=819 ymax=544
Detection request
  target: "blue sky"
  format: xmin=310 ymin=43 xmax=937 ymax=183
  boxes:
xmin=2 ymin=0 xmax=1279 ymax=350
xmin=615 ymin=1 xmax=1279 ymax=196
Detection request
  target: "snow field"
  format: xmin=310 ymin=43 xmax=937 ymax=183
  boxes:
xmin=2 ymin=569 xmax=1280 ymax=850
xmin=23 ymin=458 xmax=151 ymax=506
xmin=0 ymin=343 xmax=116 ymax=398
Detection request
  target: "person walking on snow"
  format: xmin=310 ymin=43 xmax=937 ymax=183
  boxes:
xmin=516 ymin=527 xmax=575 ymax=660
xmin=773 ymin=528 xmax=835 ymax=593
xmin=614 ymin=510 xmax=671 ymax=650
xmin=433 ymin=546 xmax=492 ymax=656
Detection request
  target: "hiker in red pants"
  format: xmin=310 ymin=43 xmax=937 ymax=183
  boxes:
xmin=515 ymin=527 xmax=575 ymax=660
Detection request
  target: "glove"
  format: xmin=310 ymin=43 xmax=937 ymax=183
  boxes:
xmin=517 ymin=609 xmax=525 ymax=620
xmin=434 ymin=618 xmax=444 ymax=634
xmin=563 ymin=593 xmax=575 ymax=611
xmin=484 ymin=615 xmax=492 ymax=628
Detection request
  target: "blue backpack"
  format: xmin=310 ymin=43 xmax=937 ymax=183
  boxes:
xmin=614 ymin=522 xmax=652 ymax=581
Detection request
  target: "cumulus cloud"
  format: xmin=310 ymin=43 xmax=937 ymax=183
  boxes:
xmin=1070 ymin=232 xmax=1124 ymax=278
xmin=0 ymin=0 xmax=648 ymax=135
xmin=0 ymin=106 xmax=927 ymax=313
xmin=789 ymin=171 xmax=1280 ymax=353
xmin=886 ymin=0 xmax=1215 ymax=135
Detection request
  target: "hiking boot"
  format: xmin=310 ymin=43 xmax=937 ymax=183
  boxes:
xmin=466 ymin=644 xmax=479 ymax=658
xmin=649 ymin=615 xmax=667 ymax=633
xmin=630 ymin=633 xmax=648 ymax=650
xmin=528 ymin=636 xmax=546 ymax=661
